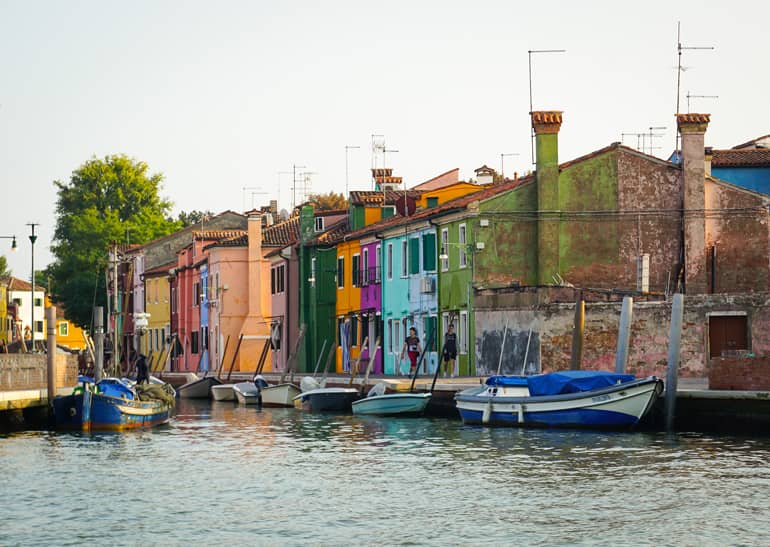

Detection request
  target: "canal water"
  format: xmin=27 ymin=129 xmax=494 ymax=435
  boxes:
xmin=2 ymin=399 xmax=770 ymax=546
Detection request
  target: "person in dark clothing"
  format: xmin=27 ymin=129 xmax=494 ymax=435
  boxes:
xmin=135 ymin=354 xmax=150 ymax=385
xmin=400 ymin=327 xmax=422 ymax=376
xmin=442 ymin=323 xmax=458 ymax=377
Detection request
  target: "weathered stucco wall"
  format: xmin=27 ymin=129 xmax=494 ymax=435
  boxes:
xmin=474 ymin=288 xmax=770 ymax=378
xmin=0 ymin=353 xmax=78 ymax=391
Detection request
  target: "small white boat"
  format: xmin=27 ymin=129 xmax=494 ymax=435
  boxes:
xmin=261 ymin=382 xmax=302 ymax=407
xmin=352 ymin=383 xmax=431 ymax=416
xmin=294 ymin=387 xmax=360 ymax=412
xmin=177 ymin=376 xmax=221 ymax=399
xmin=455 ymin=371 xmax=662 ymax=429
xmin=211 ymin=384 xmax=235 ymax=401
xmin=233 ymin=382 xmax=261 ymax=405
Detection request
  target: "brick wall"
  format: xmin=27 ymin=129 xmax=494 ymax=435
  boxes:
xmin=709 ymin=356 xmax=770 ymax=390
xmin=0 ymin=354 xmax=78 ymax=391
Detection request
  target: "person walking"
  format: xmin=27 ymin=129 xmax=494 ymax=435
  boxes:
xmin=400 ymin=327 xmax=422 ymax=376
xmin=135 ymin=354 xmax=150 ymax=385
xmin=441 ymin=323 xmax=458 ymax=377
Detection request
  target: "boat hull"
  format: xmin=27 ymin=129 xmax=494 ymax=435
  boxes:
xmin=177 ymin=377 xmax=221 ymax=399
xmin=233 ymin=382 xmax=261 ymax=405
xmin=352 ymin=393 xmax=431 ymax=416
xmin=456 ymin=377 xmax=662 ymax=429
xmin=261 ymin=383 xmax=302 ymax=407
xmin=211 ymin=384 xmax=235 ymax=401
xmin=296 ymin=388 xmax=360 ymax=412
xmin=53 ymin=390 xmax=172 ymax=431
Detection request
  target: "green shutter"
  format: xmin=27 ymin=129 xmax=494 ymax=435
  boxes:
xmin=427 ymin=197 xmax=438 ymax=208
xmin=409 ymin=237 xmax=420 ymax=274
xmin=422 ymin=233 xmax=436 ymax=271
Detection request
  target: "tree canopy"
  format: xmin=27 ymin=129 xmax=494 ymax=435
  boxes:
xmin=46 ymin=155 xmax=181 ymax=328
xmin=306 ymin=191 xmax=348 ymax=211
xmin=0 ymin=255 xmax=10 ymax=278
xmin=177 ymin=210 xmax=215 ymax=227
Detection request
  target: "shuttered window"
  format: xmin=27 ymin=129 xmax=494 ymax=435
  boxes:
xmin=409 ymin=237 xmax=420 ymax=274
xmin=422 ymin=233 xmax=436 ymax=271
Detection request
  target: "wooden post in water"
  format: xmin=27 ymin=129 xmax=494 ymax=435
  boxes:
xmin=570 ymin=290 xmax=585 ymax=370
xmin=665 ymin=293 xmax=684 ymax=432
xmin=615 ymin=297 xmax=634 ymax=374
xmin=46 ymin=306 xmax=57 ymax=404
xmin=94 ymin=306 xmax=104 ymax=382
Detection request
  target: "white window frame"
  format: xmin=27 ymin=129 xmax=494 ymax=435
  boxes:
xmin=362 ymin=248 xmax=369 ymax=286
xmin=459 ymin=311 xmax=468 ymax=354
xmin=440 ymin=228 xmax=449 ymax=272
xmin=314 ymin=217 xmax=324 ymax=232
xmin=58 ymin=321 xmax=68 ymax=337
xmin=394 ymin=320 xmax=401 ymax=356
xmin=337 ymin=256 xmax=345 ymax=289
xmin=352 ymin=253 xmax=361 ymax=287
xmin=459 ymin=223 xmax=467 ymax=269
xmin=387 ymin=319 xmax=393 ymax=353
xmin=375 ymin=244 xmax=381 ymax=283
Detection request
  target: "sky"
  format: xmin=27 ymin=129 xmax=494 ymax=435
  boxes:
xmin=1 ymin=0 xmax=768 ymax=278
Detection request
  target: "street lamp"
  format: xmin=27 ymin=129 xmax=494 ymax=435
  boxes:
xmin=1 ymin=235 xmax=17 ymax=251
xmin=27 ymin=223 xmax=39 ymax=350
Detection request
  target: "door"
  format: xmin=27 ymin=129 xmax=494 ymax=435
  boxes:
xmin=709 ymin=315 xmax=748 ymax=357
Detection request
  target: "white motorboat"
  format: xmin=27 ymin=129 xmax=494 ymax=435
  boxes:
xmin=261 ymin=382 xmax=302 ymax=407
xmin=177 ymin=375 xmax=221 ymax=399
xmin=233 ymin=382 xmax=261 ymax=405
xmin=211 ymin=384 xmax=235 ymax=401
xmin=294 ymin=387 xmax=360 ymax=412
xmin=351 ymin=383 xmax=431 ymax=416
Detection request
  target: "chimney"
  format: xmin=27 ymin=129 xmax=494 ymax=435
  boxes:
xmin=531 ymin=110 xmax=563 ymax=285
xmin=677 ymin=113 xmax=710 ymax=294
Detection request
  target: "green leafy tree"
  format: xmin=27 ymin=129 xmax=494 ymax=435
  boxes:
xmin=307 ymin=191 xmax=348 ymax=211
xmin=0 ymin=255 xmax=10 ymax=277
xmin=47 ymin=155 xmax=181 ymax=328
xmin=177 ymin=209 xmax=215 ymax=227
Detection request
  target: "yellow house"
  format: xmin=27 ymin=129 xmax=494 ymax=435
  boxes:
xmin=413 ymin=168 xmax=487 ymax=210
xmin=54 ymin=304 xmax=87 ymax=351
xmin=0 ymin=282 xmax=8 ymax=346
xmin=334 ymin=238 xmax=364 ymax=372
xmin=142 ymin=261 xmax=173 ymax=371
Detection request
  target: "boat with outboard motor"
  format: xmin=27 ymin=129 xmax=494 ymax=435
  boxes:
xmin=177 ymin=374 xmax=221 ymax=399
xmin=455 ymin=370 xmax=662 ymax=429
xmin=352 ymin=383 xmax=431 ymax=416
xmin=233 ymin=380 xmax=263 ymax=405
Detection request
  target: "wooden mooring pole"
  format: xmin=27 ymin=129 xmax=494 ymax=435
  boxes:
xmin=94 ymin=307 xmax=104 ymax=382
xmin=665 ymin=293 xmax=684 ymax=432
xmin=570 ymin=290 xmax=585 ymax=370
xmin=615 ymin=297 xmax=634 ymax=374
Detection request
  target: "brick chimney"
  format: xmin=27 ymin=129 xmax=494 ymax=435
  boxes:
xmin=532 ymin=110 xmax=563 ymax=285
xmin=677 ymin=113 xmax=710 ymax=294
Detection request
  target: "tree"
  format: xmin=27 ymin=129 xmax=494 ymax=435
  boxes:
xmin=47 ymin=155 xmax=181 ymax=329
xmin=306 ymin=191 xmax=348 ymax=211
xmin=177 ymin=209 xmax=215 ymax=227
xmin=0 ymin=255 xmax=10 ymax=277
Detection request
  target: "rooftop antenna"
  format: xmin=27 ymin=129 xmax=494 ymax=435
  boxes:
xmin=648 ymin=126 xmax=667 ymax=156
xmin=686 ymin=92 xmax=718 ymax=113
xmin=621 ymin=132 xmax=646 ymax=152
xmin=371 ymin=134 xmax=385 ymax=190
xmin=500 ymin=152 xmax=519 ymax=181
xmin=242 ymin=186 xmax=268 ymax=212
xmin=291 ymin=164 xmax=306 ymax=210
xmin=298 ymin=171 xmax=317 ymax=206
xmin=528 ymin=48 xmax=566 ymax=164
xmin=675 ymin=21 xmax=714 ymax=149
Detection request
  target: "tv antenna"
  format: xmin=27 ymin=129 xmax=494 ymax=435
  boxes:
xmin=674 ymin=22 xmax=714 ymax=148
xmin=686 ymin=92 xmax=718 ymax=113
xmin=648 ymin=126 xmax=667 ymax=156
xmin=242 ymin=186 xmax=268 ymax=211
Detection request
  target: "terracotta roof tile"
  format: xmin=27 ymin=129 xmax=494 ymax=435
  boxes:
xmin=712 ymin=149 xmax=770 ymax=167
xmin=676 ymin=113 xmax=711 ymax=125
xmin=263 ymin=217 xmax=300 ymax=247
xmin=193 ymin=230 xmax=247 ymax=240
xmin=732 ymin=134 xmax=770 ymax=150
xmin=349 ymin=190 xmax=422 ymax=206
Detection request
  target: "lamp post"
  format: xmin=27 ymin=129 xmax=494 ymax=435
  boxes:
xmin=27 ymin=223 xmax=39 ymax=350
xmin=1 ymin=235 xmax=17 ymax=252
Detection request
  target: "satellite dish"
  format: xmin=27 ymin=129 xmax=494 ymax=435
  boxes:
xmin=394 ymin=195 xmax=416 ymax=216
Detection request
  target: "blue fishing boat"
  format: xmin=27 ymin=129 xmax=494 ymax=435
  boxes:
xmin=455 ymin=371 xmax=662 ymax=429
xmin=53 ymin=378 xmax=176 ymax=431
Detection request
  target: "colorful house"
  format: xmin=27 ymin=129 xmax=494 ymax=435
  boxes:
xmin=709 ymin=135 xmax=770 ymax=195
xmin=54 ymin=304 xmax=87 ymax=351
xmin=141 ymin=260 xmax=174 ymax=370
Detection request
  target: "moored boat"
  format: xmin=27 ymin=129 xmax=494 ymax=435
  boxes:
xmin=177 ymin=375 xmax=221 ymax=399
xmin=351 ymin=383 xmax=431 ymax=416
xmin=53 ymin=378 xmax=176 ymax=431
xmin=294 ymin=387 xmax=360 ymax=412
xmin=233 ymin=381 xmax=262 ymax=405
xmin=211 ymin=384 xmax=235 ymax=401
xmin=455 ymin=371 xmax=662 ymax=429
xmin=260 ymin=382 xmax=302 ymax=407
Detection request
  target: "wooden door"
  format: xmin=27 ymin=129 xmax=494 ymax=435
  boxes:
xmin=709 ymin=315 xmax=748 ymax=357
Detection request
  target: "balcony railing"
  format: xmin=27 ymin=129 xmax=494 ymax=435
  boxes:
xmin=359 ymin=266 xmax=382 ymax=287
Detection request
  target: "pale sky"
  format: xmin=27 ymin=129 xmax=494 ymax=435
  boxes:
xmin=1 ymin=0 xmax=768 ymax=278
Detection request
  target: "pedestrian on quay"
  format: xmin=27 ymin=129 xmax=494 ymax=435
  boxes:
xmin=400 ymin=327 xmax=422 ymax=376
xmin=442 ymin=323 xmax=457 ymax=378
xmin=135 ymin=354 xmax=150 ymax=385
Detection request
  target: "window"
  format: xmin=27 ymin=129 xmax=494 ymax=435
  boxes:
xmin=362 ymin=248 xmax=369 ymax=286
xmin=202 ymin=326 xmax=209 ymax=350
xmin=271 ymin=265 xmax=285 ymax=294
xmin=351 ymin=316 xmax=358 ymax=347
xmin=459 ymin=311 xmax=468 ymax=354
xmin=387 ymin=319 xmax=393 ymax=353
xmin=12 ymin=298 xmax=21 ymax=306
xmin=394 ymin=320 xmax=401 ymax=355
xmin=423 ymin=233 xmax=436 ymax=272
xmin=314 ymin=217 xmax=325 ymax=232
xmin=193 ymin=282 xmax=200 ymax=307
xmin=440 ymin=228 xmax=449 ymax=271
xmin=34 ymin=297 xmax=42 ymax=307
xmin=191 ymin=331 xmax=199 ymax=354
xmin=171 ymin=287 xmax=176 ymax=312
xmin=387 ymin=243 xmax=393 ymax=280
xmin=155 ymin=329 xmax=160 ymax=351
xmin=58 ymin=322 xmax=69 ymax=337
xmin=401 ymin=240 xmax=408 ymax=277
xmin=459 ymin=224 xmax=467 ymax=268
xmin=35 ymin=321 xmax=43 ymax=334
xmin=381 ymin=205 xmax=395 ymax=219
xmin=337 ymin=257 xmax=345 ymax=288
xmin=709 ymin=315 xmax=748 ymax=357
xmin=409 ymin=237 xmax=420 ymax=275
xmin=352 ymin=254 xmax=360 ymax=287
xmin=427 ymin=196 xmax=439 ymax=208
xmin=375 ymin=245 xmax=381 ymax=283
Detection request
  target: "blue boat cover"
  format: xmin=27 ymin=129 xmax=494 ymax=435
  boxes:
xmin=485 ymin=376 xmax=530 ymax=387
xmin=96 ymin=378 xmax=135 ymax=400
xmin=526 ymin=371 xmax=635 ymax=396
